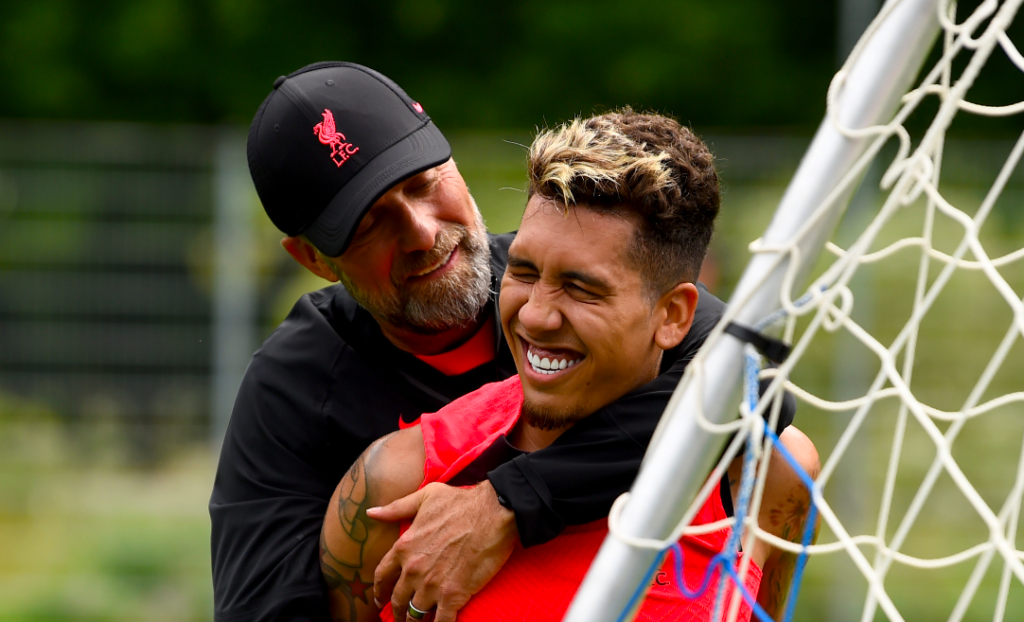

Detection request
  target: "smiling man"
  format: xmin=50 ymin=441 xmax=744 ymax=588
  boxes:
xmin=320 ymin=111 xmax=818 ymax=622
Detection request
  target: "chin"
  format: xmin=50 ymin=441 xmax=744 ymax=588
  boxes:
xmin=520 ymin=396 xmax=587 ymax=431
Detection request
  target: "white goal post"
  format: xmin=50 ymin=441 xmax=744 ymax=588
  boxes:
xmin=564 ymin=0 xmax=1024 ymax=621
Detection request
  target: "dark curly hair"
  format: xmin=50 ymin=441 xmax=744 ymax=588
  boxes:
xmin=527 ymin=109 xmax=719 ymax=300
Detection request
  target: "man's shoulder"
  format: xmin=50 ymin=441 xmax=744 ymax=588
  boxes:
xmin=242 ymin=284 xmax=453 ymax=430
xmin=214 ymin=282 xmax=416 ymax=504
xmin=222 ymin=285 xmax=355 ymax=453
xmin=249 ymin=284 xmax=358 ymax=374
xmin=236 ymin=283 xmax=380 ymax=425
xmin=366 ymin=426 xmax=427 ymax=503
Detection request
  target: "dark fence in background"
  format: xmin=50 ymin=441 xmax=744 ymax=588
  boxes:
xmin=3 ymin=119 xmax=1018 ymax=470
xmin=0 ymin=122 xmax=817 ymax=464
xmin=0 ymin=121 xmax=261 ymax=461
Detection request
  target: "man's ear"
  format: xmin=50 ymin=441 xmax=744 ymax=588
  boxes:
xmin=280 ymin=236 xmax=341 ymax=283
xmin=654 ymin=282 xmax=699 ymax=351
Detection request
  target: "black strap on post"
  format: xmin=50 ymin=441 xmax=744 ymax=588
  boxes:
xmin=724 ymin=321 xmax=792 ymax=365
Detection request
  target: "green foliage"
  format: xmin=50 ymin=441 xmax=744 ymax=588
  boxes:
xmin=5 ymin=0 xmax=1022 ymax=134
xmin=0 ymin=0 xmax=838 ymax=128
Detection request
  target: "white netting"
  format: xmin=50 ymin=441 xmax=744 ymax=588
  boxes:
xmin=608 ymin=1 xmax=1024 ymax=620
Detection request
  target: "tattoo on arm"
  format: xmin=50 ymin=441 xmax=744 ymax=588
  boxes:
xmin=320 ymin=452 xmax=377 ymax=622
xmin=759 ymin=491 xmax=817 ymax=618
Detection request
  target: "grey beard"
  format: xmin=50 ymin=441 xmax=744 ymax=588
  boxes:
xmin=340 ymin=214 xmax=492 ymax=335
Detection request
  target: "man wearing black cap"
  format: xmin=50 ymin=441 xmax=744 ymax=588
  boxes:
xmin=210 ymin=62 xmax=797 ymax=622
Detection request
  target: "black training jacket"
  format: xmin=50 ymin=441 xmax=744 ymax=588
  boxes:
xmin=209 ymin=232 xmax=794 ymax=622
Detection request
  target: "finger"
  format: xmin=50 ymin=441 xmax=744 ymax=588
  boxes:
xmin=434 ymin=585 xmax=470 ymax=622
xmin=397 ymin=570 xmax=442 ymax=622
xmin=373 ymin=546 xmax=401 ymax=607
xmin=367 ymin=488 xmax=426 ymax=521
xmin=406 ymin=599 xmax=437 ymax=622
xmin=405 ymin=585 xmax=440 ymax=622
xmin=433 ymin=601 xmax=457 ymax=622
xmin=390 ymin=569 xmax=417 ymax=622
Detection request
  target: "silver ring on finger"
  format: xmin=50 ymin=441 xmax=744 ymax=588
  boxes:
xmin=408 ymin=602 xmax=433 ymax=620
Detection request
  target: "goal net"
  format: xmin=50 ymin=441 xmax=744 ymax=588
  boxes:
xmin=565 ymin=0 xmax=1024 ymax=621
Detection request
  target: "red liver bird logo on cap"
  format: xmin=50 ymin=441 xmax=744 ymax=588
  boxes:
xmin=313 ymin=109 xmax=360 ymax=167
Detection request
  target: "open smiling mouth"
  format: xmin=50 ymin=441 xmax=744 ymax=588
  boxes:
xmin=407 ymin=246 xmax=458 ymax=280
xmin=525 ymin=343 xmax=583 ymax=375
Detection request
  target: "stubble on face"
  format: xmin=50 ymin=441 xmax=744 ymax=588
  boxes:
xmin=519 ymin=398 xmax=587 ymax=432
xmin=337 ymin=211 xmax=492 ymax=335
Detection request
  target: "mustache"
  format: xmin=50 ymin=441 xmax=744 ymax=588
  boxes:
xmin=391 ymin=224 xmax=465 ymax=283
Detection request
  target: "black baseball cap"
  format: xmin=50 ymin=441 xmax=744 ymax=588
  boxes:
xmin=247 ymin=61 xmax=452 ymax=256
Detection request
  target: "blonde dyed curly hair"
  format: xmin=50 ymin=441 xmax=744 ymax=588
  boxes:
xmin=527 ymin=109 xmax=719 ymax=298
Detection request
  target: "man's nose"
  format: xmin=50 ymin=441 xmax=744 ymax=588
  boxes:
xmin=518 ymin=286 xmax=563 ymax=334
xmin=395 ymin=201 xmax=439 ymax=253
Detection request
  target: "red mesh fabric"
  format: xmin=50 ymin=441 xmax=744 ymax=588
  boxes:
xmin=384 ymin=375 xmax=761 ymax=622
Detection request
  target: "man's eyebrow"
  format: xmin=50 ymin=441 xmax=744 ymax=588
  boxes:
xmin=506 ymin=256 xmax=537 ymax=270
xmin=508 ymin=256 xmax=611 ymax=291
xmin=560 ymin=270 xmax=611 ymax=291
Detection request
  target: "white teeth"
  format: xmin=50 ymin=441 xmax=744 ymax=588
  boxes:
xmin=414 ymin=262 xmax=441 ymax=277
xmin=412 ymin=249 xmax=453 ymax=277
xmin=526 ymin=346 xmax=580 ymax=375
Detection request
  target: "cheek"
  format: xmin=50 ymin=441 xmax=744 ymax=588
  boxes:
xmin=579 ymin=308 xmax=650 ymax=367
xmin=339 ymin=249 xmax=394 ymax=291
xmin=363 ymin=245 xmax=396 ymax=279
xmin=499 ymin=280 xmax=528 ymax=329
xmin=436 ymin=185 xmax=473 ymax=224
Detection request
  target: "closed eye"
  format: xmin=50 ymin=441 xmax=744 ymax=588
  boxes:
xmin=405 ymin=172 xmax=439 ymax=196
xmin=508 ymin=270 xmax=539 ymax=283
xmin=353 ymin=212 xmax=379 ymax=239
xmin=566 ymin=282 xmax=600 ymax=300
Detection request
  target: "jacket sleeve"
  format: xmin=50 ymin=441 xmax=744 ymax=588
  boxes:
xmin=488 ymin=286 xmax=797 ymax=547
xmin=486 ymin=369 xmax=679 ymax=547
xmin=209 ymin=352 xmax=335 ymax=622
xmin=209 ymin=293 xmax=369 ymax=622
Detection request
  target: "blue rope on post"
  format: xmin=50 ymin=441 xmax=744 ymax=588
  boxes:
xmin=607 ymin=347 xmax=819 ymax=622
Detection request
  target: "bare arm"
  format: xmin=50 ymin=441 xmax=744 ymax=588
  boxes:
xmin=320 ymin=427 xmax=426 ymax=622
xmin=730 ymin=425 xmax=821 ymax=620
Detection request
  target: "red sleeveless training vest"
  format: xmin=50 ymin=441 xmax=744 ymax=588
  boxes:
xmin=382 ymin=376 xmax=761 ymax=622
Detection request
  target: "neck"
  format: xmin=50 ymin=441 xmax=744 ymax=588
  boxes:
xmin=508 ymin=420 xmax=571 ymax=453
xmin=378 ymin=308 xmax=489 ymax=356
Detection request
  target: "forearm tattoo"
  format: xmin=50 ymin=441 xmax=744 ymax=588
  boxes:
xmin=320 ymin=452 xmax=376 ymax=622
xmin=760 ymin=490 xmax=817 ymax=618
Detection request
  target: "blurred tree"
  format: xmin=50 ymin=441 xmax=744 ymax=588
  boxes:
xmin=0 ymin=0 xmax=832 ymax=128
xmin=0 ymin=0 xmax=1019 ymax=133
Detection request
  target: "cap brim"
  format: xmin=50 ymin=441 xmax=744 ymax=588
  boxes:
xmin=303 ymin=121 xmax=452 ymax=257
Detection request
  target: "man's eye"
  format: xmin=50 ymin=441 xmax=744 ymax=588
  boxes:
xmin=355 ymin=215 xmax=377 ymax=237
xmin=407 ymin=174 xmax=438 ymax=195
xmin=511 ymin=271 xmax=538 ymax=283
xmin=566 ymin=283 xmax=597 ymax=298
